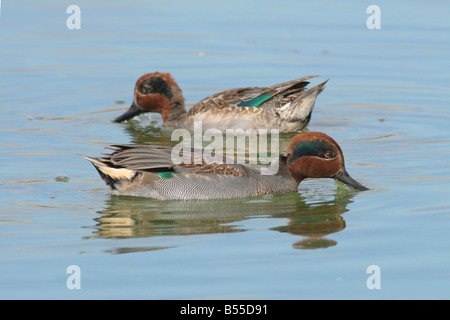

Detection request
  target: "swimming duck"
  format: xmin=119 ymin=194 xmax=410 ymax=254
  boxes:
xmin=114 ymin=72 xmax=328 ymax=132
xmin=83 ymin=132 xmax=368 ymax=200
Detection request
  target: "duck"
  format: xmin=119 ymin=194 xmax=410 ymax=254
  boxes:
xmin=83 ymin=132 xmax=368 ymax=200
xmin=113 ymin=72 xmax=328 ymax=132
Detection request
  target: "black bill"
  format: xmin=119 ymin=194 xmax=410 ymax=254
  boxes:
xmin=335 ymin=168 xmax=369 ymax=191
xmin=114 ymin=101 xmax=142 ymax=122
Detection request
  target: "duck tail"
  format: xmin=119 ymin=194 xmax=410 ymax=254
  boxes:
xmin=281 ymin=79 xmax=328 ymax=125
xmin=81 ymin=155 xmax=137 ymax=191
xmin=303 ymin=79 xmax=328 ymax=100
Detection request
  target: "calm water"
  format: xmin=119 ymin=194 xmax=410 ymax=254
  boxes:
xmin=1 ymin=0 xmax=449 ymax=299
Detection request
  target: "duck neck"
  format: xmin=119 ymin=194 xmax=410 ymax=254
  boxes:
xmin=282 ymin=155 xmax=310 ymax=185
xmin=164 ymin=101 xmax=188 ymax=125
xmin=279 ymin=155 xmax=304 ymax=185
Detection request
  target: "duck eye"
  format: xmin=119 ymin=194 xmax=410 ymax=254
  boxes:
xmin=324 ymin=151 xmax=334 ymax=159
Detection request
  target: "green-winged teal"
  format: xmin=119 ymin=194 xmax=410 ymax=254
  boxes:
xmin=83 ymin=132 xmax=368 ymax=200
xmin=114 ymin=72 xmax=328 ymax=132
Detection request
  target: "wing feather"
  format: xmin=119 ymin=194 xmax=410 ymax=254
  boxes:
xmin=97 ymin=144 xmax=248 ymax=177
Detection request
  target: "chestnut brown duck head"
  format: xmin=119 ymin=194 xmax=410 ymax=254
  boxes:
xmin=114 ymin=72 xmax=187 ymax=125
xmin=284 ymin=132 xmax=369 ymax=191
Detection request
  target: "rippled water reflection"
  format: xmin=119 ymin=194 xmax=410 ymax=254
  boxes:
xmin=89 ymin=183 xmax=354 ymax=251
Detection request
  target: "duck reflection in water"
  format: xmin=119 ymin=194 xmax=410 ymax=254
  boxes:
xmin=89 ymin=183 xmax=355 ymax=252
